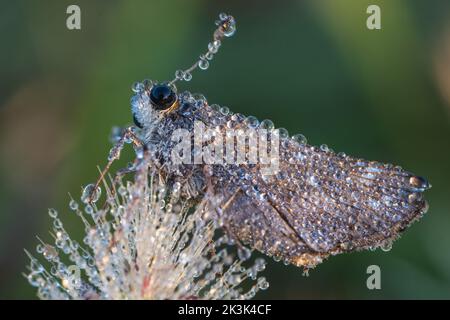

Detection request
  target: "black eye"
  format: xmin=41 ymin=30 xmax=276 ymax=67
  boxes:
xmin=149 ymin=84 xmax=177 ymax=110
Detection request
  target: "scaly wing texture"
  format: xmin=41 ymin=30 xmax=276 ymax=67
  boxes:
xmin=158 ymin=92 xmax=430 ymax=269
xmin=213 ymin=136 xmax=430 ymax=269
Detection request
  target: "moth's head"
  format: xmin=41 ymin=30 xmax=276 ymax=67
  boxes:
xmin=131 ymin=81 xmax=178 ymax=128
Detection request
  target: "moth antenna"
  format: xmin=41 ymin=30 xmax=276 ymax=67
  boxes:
xmin=170 ymin=13 xmax=236 ymax=85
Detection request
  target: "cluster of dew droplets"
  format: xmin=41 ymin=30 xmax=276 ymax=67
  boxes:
xmin=25 ymin=203 xmax=101 ymax=300
xmin=25 ymin=163 xmax=268 ymax=299
xmin=242 ymin=114 xmax=309 ymax=147
xmin=173 ymin=13 xmax=236 ymax=83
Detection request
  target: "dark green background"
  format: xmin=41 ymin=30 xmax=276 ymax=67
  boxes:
xmin=1 ymin=0 xmax=450 ymax=299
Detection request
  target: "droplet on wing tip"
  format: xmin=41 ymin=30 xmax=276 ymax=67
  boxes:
xmin=409 ymin=175 xmax=430 ymax=190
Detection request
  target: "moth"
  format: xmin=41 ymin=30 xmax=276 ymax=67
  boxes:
xmin=95 ymin=13 xmax=430 ymax=270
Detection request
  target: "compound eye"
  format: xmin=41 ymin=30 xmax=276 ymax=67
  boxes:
xmin=149 ymin=83 xmax=177 ymax=110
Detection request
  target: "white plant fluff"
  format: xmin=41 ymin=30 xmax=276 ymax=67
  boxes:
xmin=25 ymin=159 xmax=268 ymax=300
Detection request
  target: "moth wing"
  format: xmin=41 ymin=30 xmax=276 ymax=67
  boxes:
xmin=195 ymin=104 xmax=429 ymax=268
xmin=213 ymin=137 xmax=430 ymax=269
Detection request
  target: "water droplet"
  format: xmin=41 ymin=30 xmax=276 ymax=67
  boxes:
xmin=183 ymin=72 xmax=192 ymax=81
xmin=81 ymin=184 xmax=101 ymax=204
xmin=175 ymin=69 xmax=184 ymax=80
xmin=220 ymin=106 xmax=230 ymax=115
xmin=42 ymin=245 xmax=58 ymax=261
xmin=277 ymin=128 xmax=289 ymax=139
xmin=257 ymin=277 xmax=269 ymax=290
xmin=84 ymin=205 xmax=94 ymax=215
xmin=260 ymin=119 xmax=274 ymax=130
xmin=245 ymin=116 xmax=259 ymax=128
xmin=53 ymin=218 xmax=63 ymax=229
xmin=27 ymin=272 xmax=43 ymax=287
xmin=208 ymin=42 xmax=219 ymax=54
xmin=173 ymin=182 xmax=181 ymax=192
xmin=109 ymin=126 xmax=123 ymax=144
xmin=407 ymin=192 xmax=422 ymax=204
xmin=69 ymin=200 xmax=78 ymax=211
xmin=220 ymin=15 xmax=236 ymax=37
xmin=308 ymin=175 xmax=319 ymax=187
xmin=135 ymin=146 xmax=144 ymax=159
xmin=421 ymin=200 xmax=429 ymax=214
xmin=320 ymin=144 xmax=329 ymax=152
xmin=237 ymin=247 xmax=252 ymax=261
xmin=118 ymin=186 xmax=127 ymax=196
xmin=209 ymin=104 xmax=220 ymax=112
xmin=227 ymin=274 xmax=242 ymax=285
xmin=292 ymin=133 xmax=307 ymax=145
xmin=199 ymin=57 xmax=209 ymax=70
xmin=143 ymin=79 xmax=153 ymax=89
xmin=48 ymin=208 xmax=58 ymax=218
xmin=254 ymin=258 xmax=266 ymax=271
xmin=381 ymin=242 xmax=392 ymax=252
xmin=409 ymin=176 xmax=430 ymax=190
xmin=193 ymin=93 xmax=207 ymax=107
xmin=36 ymin=244 xmax=44 ymax=253
xmin=29 ymin=258 xmax=44 ymax=273
xmin=131 ymin=82 xmax=144 ymax=93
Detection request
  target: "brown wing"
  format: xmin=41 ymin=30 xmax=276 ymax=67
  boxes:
xmin=207 ymin=129 xmax=430 ymax=270
xmin=172 ymin=98 xmax=430 ymax=269
xmin=211 ymin=141 xmax=429 ymax=268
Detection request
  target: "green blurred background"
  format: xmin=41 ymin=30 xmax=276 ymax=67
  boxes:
xmin=1 ymin=0 xmax=450 ymax=299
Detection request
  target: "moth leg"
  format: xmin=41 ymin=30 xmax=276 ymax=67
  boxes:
xmin=107 ymin=165 xmax=139 ymax=201
xmin=89 ymin=126 xmax=143 ymax=204
xmin=113 ymin=166 xmax=138 ymax=185
xmin=96 ymin=163 xmax=140 ymax=212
